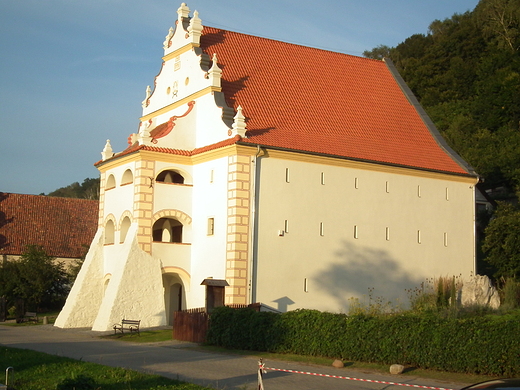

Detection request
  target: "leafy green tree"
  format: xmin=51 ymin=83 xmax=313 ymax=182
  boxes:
xmin=482 ymin=203 xmax=520 ymax=278
xmin=2 ymin=245 xmax=70 ymax=311
xmin=363 ymin=45 xmax=393 ymax=60
xmin=476 ymin=0 xmax=520 ymax=53
xmin=0 ymin=259 xmax=21 ymax=309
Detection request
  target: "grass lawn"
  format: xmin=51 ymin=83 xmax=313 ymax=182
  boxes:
xmin=102 ymin=329 xmax=174 ymax=343
xmin=0 ymin=346 xmax=211 ymax=390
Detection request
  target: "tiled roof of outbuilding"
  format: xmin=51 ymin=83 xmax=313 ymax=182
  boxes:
xmin=199 ymin=27 xmax=474 ymax=176
xmin=0 ymin=192 xmax=98 ymax=259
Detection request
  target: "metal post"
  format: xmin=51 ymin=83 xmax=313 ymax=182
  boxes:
xmin=5 ymin=367 xmax=13 ymax=387
xmin=258 ymin=358 xmax=266 ymax=390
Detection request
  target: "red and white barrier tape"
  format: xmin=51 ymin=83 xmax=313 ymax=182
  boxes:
xmin=258 ymin=360 xmax=454 ymax=390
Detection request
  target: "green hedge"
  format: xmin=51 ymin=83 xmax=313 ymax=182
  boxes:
xmin=206 ymin=307 xmax=520 ymax=376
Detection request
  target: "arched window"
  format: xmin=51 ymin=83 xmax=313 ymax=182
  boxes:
xmin=121 ymin=169 xmax=133 ymax=185
xmin=156 ymin=170 xmax=185 ymax=184
xmin=120 ymin=216 xmax=131 ymax=243
xmin=106 ymin=174 xmax=116 ymax=190
xmin=104 ymin=278 xmax=110 ymax=296
xmin=152 ymin=217 xmax=183 ymax=243
xmin=105 ymin=220 xmax=115 ymax=245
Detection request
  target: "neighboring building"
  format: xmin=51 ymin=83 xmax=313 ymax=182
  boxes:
xmin=55 ymin=3 xmax=479 ymax=331
xmin=0 ymin=192 xmax=98 ymax=266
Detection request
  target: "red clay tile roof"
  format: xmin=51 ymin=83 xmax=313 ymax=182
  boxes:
xmin=95 ymin=135 xmax=242 ymax=165
xmin=105 ymin=25 xmax=474 ymax=176
xmin=0 ymin=192 xmax=98 ymax=259
xmin=199 ymin=27 xmax=474 ymax=176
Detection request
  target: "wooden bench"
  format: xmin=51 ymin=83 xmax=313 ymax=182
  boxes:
xmin=24 ymin=312 xmax=38 ymax=323
xmin=113 ymin=319 xmax=140 ymax=336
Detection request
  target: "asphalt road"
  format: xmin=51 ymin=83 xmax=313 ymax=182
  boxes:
xmin=0 ymin=325 xmax=467 ymax=390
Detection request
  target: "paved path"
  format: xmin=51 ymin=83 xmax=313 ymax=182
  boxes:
xmin=0 ymin=325 xmax=466 ymax=390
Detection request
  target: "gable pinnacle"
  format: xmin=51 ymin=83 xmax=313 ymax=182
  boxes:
xmin=231 ymin=106 xmax=247 ymax=137
xmin=101 ymin=139 xmax=114 ymax=161
xmin=138 ymin=122 xmax=153 ymax=146
xmin=177 ymin=3 xmax=190 ymax=22
xmin=208 ymin=53 xmax=222 ymax=88
xmin=163 ymin=27 xmax=174 ymax=49
xmin=187 ymin=10 xmax=203 ymax=45
xmin=142 ymin=85 xmax=151 ymax=108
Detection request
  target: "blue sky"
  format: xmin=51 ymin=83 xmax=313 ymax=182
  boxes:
xmin=0 ymin=0 xmax=479 ymax=195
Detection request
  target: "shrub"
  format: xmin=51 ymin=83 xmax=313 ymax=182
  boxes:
xmin=207 ymin=307 xmax=520 ymax=376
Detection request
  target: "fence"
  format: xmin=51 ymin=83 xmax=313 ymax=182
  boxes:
xmin=173 ymin=307 xmax=208 ymax=343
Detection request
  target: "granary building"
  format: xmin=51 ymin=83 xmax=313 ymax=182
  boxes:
xmin=55 ymin=3 xmax=479 ymax=331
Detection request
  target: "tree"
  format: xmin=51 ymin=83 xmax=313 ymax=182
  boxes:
xmin=363 ymin=45 xmax=392 ymax=60
xmin=476 ymin=0 xmax=520 ymax=53
xmin=0 ymin=245 xmax=70 ymax=312
xmin=482 ymin=202 xmax=520 ymax=278
xmin=0 ymin=259 xmax=21 ymax=309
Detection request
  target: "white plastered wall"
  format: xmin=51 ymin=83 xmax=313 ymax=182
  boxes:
xmin=92 ymin=224 xmax=166 ymax=331
xmin=187 ymin=156 xmax=230 ymax=308
xmin=54 ymin=229 xmax=105 ymax=328
xmin=55 ymin=224 xmax=167 ymax=330
xmin=254 ymin=155 xmax=477 ymax=313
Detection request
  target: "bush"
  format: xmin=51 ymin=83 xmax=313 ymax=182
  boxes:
xmin=207 ymin=307 xmax=520 ymax=376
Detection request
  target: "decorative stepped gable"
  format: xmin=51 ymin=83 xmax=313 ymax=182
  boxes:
xmin=127 ymin=3 xmax=240 ymax=153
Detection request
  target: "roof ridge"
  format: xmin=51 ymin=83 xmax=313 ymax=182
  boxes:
xmin=202 ymin=24 xmax=379 ymax=61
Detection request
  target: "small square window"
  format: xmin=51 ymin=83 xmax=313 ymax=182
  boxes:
xmin=207 ymin=218 xmax=215 ymax=235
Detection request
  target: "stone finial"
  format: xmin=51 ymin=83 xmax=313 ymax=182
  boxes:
xmin=208 ymin=53 xmax=222 ymax=88
xmin=138 ymin=122 xmax=153 ymax=146
xmin=177 ymin=3 xmax=190 ymax=21
xmin=141 ymin=85 xmax=151 ymax=108
xmin=101 ymin=139 xmax=114 ymax=161
xmin=187 ymin=10 xmax=203 ymax=45
xmin=163 ymin=27 xmax=174 ymax=49
xmin=231 ymin=105 xmax=247 ymax=137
